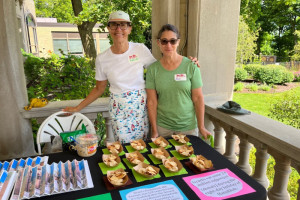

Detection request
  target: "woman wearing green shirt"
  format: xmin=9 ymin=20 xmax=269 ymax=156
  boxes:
xmin=146 ymin=24 xmax=211 ymax=139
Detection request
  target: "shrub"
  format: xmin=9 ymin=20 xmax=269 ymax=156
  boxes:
xmin=259 ymin=84 xmax=271 ymax=91
xmin=281 ymin=71 xmax=295 ymax=83
xmin=244 ymin=64 xmax=263 ymax=79
xmin=234 ymin=82 xmax=244 ymax=91
xmin=293 ymin=71 xmax=300 ymax=82
xmin=255 ymin=66 xmax=286 ymax=84
xmin=235 ymin=67 xmax=248 ymax=81
xmin=269 ymin=91 xmax=300 ymax=129
xmin=22 ymin=51 xmax=110 ymax=146
xmin=23 ymin=50 xmax=97 ymax=101
xmin=265 ymin=64 xmax=287 ymax=71
xmin=246 ymin=83 xmax=258 ymax=91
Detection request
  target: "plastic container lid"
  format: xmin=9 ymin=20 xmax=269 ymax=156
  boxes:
xmin=77 ymin=134 xmax=99 ymax=145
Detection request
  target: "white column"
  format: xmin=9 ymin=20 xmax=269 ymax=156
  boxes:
xmin=187 ymin=0 xmax=241 ymax=100
xmin=223 ymin=126 xmax=238 ymax=164
xmin=236 ymin=134 xmax=252 ymax=175
xmin=0 ymin=0 xmax=36 ymax=159
xmin=252 ymin=143 xmax=270 ymax=189
xmin=268 ymin=151 xmax=292 ymax=200
xmin=152 ymin=0 xmax=181 ymax=60
xmin=102 ymin=112 xmax=114 ymax=143
xmin=296 ymin=165 xmax=300 ymax=200
xmin=211 ymin=120 xmax=225 ymax=154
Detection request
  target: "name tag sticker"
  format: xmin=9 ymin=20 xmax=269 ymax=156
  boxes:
xmin=128 ymin=54 xmax=139 ymax=62
xmin=175 ymin=74 xmax=187 ymax=81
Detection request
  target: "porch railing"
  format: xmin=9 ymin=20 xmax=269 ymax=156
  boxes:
xmin=21 ymin=98 xmax=300 ymax=200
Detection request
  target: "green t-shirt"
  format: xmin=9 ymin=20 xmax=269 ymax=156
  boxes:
xmin=146 ymin=56 xmax=203 ymax=131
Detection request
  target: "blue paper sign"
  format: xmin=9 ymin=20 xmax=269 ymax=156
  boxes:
xmin=119 ymin=180 xmax=188 ymax=200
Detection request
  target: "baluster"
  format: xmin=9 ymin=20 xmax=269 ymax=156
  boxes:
xmin=211 ymin=120 xmax=225 ymax=154
xmin=268 ymin=151 xmax=291 ymax=200
xmin=252 ymin=143 xmax=270 ymax=189
xmin=102 ymin=111 xmax=114 ymax=143
xmin=297 ymin=165 xmax=300 ymax=200
xmin=223 ymin=126 xmax=238 ymax=164
xmin=236 ymin=133 xmax=252 ymax=175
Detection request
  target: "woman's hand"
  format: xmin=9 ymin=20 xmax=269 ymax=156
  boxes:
xmin=62 ymin=106 xmax=80 ymax=113
xmin=199 ymin=127 xmax=211 ymax=140
xmin=151 ymin=131 xmax=159 ymax=139
xmin=188 ymin=56 xmax=200 ymax=68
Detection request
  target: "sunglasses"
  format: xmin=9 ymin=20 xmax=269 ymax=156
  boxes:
xmin=159 ymin=39 xmax=178 ymax=45
xmin=108 ymin=22 xmax=130 ymax=30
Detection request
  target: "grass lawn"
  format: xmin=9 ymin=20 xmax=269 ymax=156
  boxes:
xmin=232 ymin=86 xmax=300 ymax=200
xmin=233 ymin=86 xmax=300 ymax=117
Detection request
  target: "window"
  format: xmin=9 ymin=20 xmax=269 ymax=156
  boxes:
xmin=100 ymin=39 xmax=110 ymax=52
xmin=52 ymin=32 xmax=109 ymax=56
xmin=69 ymin=39 xmax=83 ymax=55
xmin=53 ymin=39 xmax=68 ymax=55
xmin=25 ymin=14 xmax=38 ymax=56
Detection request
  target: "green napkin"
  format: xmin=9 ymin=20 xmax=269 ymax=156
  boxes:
xmin=125 ymin=145 xmax=148 ymax=153
xmin=98 ymin=162 xmax=126 ymax=175
xmin=159 ymin=165 xmax=188 ymax=177
xmin=148 ymin=142 xmax=172 ymax=149
xmin=131 ymin=168 xmax=161 ymax=182
xmin=170 ymin=150 xmax=196 ymax=160
xmin=122 ymin=158 xmax=150 ymax=169
xmin=168 ymin=139 xmax=192 ymax=146
xmin=77 ymin=193 xmax=112 ymax=200
xmin=102 ymin=148 xmax=125 ymax=156
xmin=148 ymin=154 xmax=171 ymax=165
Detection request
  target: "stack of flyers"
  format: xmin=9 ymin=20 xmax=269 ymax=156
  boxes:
xmin=10 ymin=159 xmax=93 ymax=199
xmin=0 ymin=156 xmax=49 ymax=175
xmin=0 ymin=170 xmax=17 ymax=200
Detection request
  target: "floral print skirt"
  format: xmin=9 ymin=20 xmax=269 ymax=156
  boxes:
xmin=109 ymin=89 xmax=149 ymax=143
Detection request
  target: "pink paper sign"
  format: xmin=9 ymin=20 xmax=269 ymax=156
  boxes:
xmin=183 ymin=168 xmax=255 ymax=200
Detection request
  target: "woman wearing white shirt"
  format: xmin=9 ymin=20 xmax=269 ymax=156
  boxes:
xmin=64 ymin=11 xmax=156 ymax=143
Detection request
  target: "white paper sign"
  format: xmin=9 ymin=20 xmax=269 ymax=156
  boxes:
xmin=190 ymin=171 xmax=242 ymax=197
xmin=126 ymin=184 xmax=183 ymax=200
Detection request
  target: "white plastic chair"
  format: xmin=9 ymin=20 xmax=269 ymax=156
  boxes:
xmin=36 ymin=111 xmax=96 ymax=155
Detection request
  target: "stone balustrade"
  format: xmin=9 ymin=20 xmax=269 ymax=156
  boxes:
xmin=205 ymin=101 xmax=300 ymax=200
xmin=21 ymin=99 xmax=300 ymax=200
xmin=21 ymin=97 xmax=114 ymax=143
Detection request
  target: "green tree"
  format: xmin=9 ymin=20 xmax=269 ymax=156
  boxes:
xmin=34 ymin=0 xmax=74 ymax=22
xmin=240 ymin=0 xmax=262 ymax=32
xmin=236 ymin=17 xmax=259 ymax=64
xmin=71 ymin=0 xmax=99 ymax=60
xmin=291 ymin=31 xmax=300 ymax=61
xmin=34 ymin=0 xmax=152 ymax=59
xmin=256 ymin=0 xmax=300 ymax=61
xmin=240 ymin=0 xmax=300 ymax=61
xmin=259 ymin=32 xmax=275 ymax=56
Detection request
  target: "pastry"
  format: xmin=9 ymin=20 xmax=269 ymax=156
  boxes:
xmin=191 ymin=155 xmax=213 ymax=170
xmin=131 ymin=140 xmax=145 ymax=150
xmin=127 ymin=152 xmax=142 ymax=165
xmin=172 ymin=134 xmax=187 ymax=144
xmin=103 ymin=154 xmax=119 ymax=167
xmin=107 ymin=170 xmax=127 ymax=186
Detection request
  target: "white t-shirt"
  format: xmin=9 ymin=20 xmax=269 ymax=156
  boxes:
xmin=95 ymin=42 xmax=156 ymax=94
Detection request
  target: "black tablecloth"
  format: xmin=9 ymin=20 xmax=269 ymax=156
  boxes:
xmin=31 ymin=136 xmax=266 ymax=200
